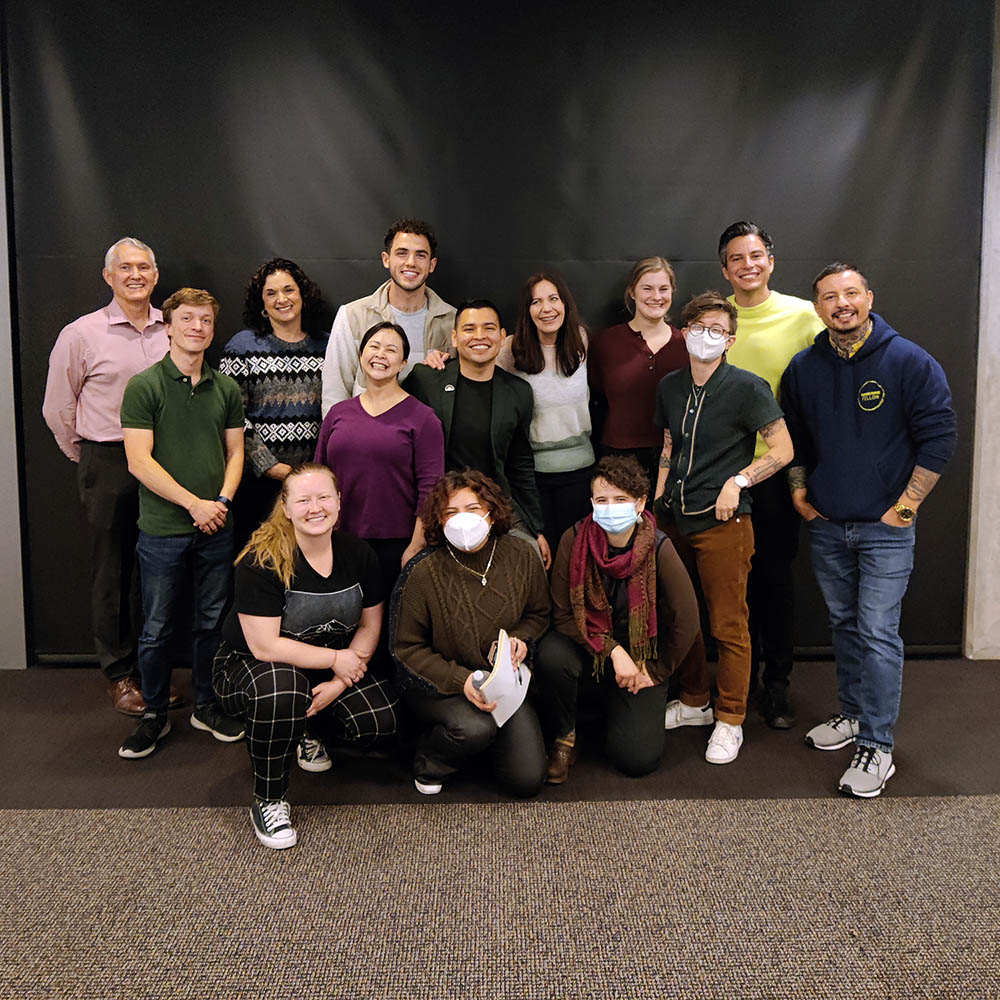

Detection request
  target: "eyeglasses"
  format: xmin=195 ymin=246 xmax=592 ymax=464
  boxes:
xmin=688 ymin=324 xmax=730 ymax=339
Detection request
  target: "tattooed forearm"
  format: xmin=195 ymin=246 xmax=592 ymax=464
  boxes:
xmin=787 ymin=465 xmax=807 ymax=491
xmin=759 ymin=417 xmax=787 ymax=441
xmin=903 ymin=465 xmax=941 ymax=504
xmin=658 ymin=429 xmax=672 ymax=468
xmin=745 ymin=455 xmax=780 ymax=486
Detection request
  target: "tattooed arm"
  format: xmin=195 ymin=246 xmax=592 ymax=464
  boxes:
xmin=715 ymin=417 xmax=794 ymax=521
xmin=654 ymin=428 xmax=672 ymax=500
xmin=882 ymin=465 xmax=942 ymax=526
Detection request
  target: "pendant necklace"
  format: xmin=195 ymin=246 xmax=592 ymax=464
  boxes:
xmin=447 ymin=537 xmax=498 ymax=586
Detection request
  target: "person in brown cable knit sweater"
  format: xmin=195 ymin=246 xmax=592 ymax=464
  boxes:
xmin=391 ymin=469 xmax=549 ymax=797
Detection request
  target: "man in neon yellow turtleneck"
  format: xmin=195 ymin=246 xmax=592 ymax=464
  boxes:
xmin=719 ymin=221 xmax=824 ymax=730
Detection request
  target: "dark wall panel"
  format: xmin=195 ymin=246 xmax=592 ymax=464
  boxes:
xmin=5 ymin=0 xmax=990 ymax=656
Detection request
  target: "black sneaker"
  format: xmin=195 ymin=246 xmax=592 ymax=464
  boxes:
xmin=251 ymin=798 xmax=297 ymax=850
xmin=190 ymin=705 xmax=245 ymax=742
xmin=119 ymin=713 xmax=171 ymax=759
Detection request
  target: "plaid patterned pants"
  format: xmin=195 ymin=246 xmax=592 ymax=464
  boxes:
xmin=214 ymin=645 xmax=400 ymax=800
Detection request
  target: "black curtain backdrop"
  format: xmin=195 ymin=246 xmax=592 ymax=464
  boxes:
xmin=5 ymin=0 xmax=990 ymax=658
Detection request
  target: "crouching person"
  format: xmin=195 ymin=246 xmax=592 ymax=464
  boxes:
xmin=533 ymin=455 xmax=700 ymax=783
xmin=214 ymin=463 xmax=399 ymax=850
xmin=392 ymin=469 xmax=549 ymax=798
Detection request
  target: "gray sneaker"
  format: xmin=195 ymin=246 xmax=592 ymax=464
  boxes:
xmin=804 ymin=713 xmax=859 ymax=750
xmin=839 ymin=746 xmax=895 ymax=798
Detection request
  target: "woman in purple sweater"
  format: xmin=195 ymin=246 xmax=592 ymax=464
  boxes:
xmin=315 ymin=321 xmax=445 ymax=597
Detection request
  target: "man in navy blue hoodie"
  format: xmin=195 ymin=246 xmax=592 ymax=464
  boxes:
xmin=780 ymin=263 xmax=956 ymax=798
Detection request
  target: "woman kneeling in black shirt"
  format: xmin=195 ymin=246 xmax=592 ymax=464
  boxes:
xmin=214 ymin=462 xmax=398 ymax=850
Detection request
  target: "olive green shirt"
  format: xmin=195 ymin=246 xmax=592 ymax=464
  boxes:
xmin=120 ymin=353 xmax=244 ymax=536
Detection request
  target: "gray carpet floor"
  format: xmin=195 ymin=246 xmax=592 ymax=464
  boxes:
xmin=1 ymin=796 xmax=997 ymax=999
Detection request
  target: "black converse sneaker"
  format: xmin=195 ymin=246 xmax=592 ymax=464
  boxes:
xmin=190 ymin=705 xmax=245 ymax=742
xmin=296 ymin=736 xmax=332 ymax=772
xmin=119 ymin=713 xmax=171 ymax=759
xmin=251 ymin=798 xmax=297 ymax=850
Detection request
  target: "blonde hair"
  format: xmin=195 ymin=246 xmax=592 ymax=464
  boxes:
xmin=235 ymin=463 xmax=339 ymax=587
xmin=624 ymin=256 xmax=676 ymax=313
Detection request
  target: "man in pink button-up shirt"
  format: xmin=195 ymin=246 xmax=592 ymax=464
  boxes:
xmin=43 ymin=237 xmax=173 ymax=715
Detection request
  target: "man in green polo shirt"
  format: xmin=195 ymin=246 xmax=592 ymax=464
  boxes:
xmin=653 ymin=292 xmax=793 ymax=765
xmin=719 ymin=221 xmax=826 ymax=730
xmin=118 ymin=287 xmax=246 ymax=759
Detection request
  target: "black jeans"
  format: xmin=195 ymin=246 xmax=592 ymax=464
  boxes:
xmin=404 ymin=688 xmax=546 ymax=798
xmin=77 ymin=441 xmax=142 ymax=681
xmin=533 ymin=630 xmax=669 ymax=777
xmin=746 ymin=475 xmax=801 ymax=695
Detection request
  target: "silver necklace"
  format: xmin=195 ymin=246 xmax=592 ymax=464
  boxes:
xmin=446 ymin=537 xmax=498 ymax=586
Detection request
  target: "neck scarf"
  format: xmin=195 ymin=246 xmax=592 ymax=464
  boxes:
xmin=568 ymin=510 xmax=658 ymax=677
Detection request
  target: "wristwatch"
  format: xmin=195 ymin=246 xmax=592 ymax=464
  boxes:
xmin=216 ymin=495 xmax=231 ymax=507
xmin=892 ymin=502 xmax=916 ymax=522
xmin=733 ymin=474 xmax=750 ymax=489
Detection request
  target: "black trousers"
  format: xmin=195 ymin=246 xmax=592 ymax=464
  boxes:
xmin=77 ymin=441 xmax=141 ymax=681
xmin=231 ymin=474 xmax=281 ymax=556
xmin=533 ymin=630 xmax=669 ymax=777
xmin=404 ymin=688 xmax=546 ymax=798
xmin=746 ymin=475 xmax=801 ymax=695
xmin=536 ymin=466 xmax=594 ymax=555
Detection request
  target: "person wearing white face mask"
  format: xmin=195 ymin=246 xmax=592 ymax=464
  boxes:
xmin=532 ymin=456 xmax=701 ymax=784
xmin=652 ymin=292 xmax=794 ymax=765
xmin=391 ymin=469 xmax=550 ymax=797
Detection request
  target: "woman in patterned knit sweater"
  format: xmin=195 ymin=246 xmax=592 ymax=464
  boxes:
xmin=392 ymin=469 xmax=550 ymax=798
xmin=220 ymin=258 xmax=329 ymax=550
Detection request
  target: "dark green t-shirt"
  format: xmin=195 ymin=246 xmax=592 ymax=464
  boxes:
xmin=654 ymin=362 xmax=782 ymax=535
xmin=120 ymin=353 xmax=244 ymax=536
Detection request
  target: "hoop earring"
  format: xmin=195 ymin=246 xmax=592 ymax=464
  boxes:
xmin=261 ymin=309 xmax=268 ymax=319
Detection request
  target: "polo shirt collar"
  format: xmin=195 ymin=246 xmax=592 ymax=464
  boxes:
xmin=688 ymin=359 xmax=733 ymax=394
xmin=160 ymin=351 xmax=214 ymax=384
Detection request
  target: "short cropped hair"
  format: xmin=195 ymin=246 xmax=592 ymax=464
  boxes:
xmin=384 ymin=218 xmax=438 ymax=258
xmin=591 ymin=455 xmax=649 ymax=502
xmin=420 ymin=469 xmax=514 ymax=547
xmin=454 ymin=298 xmax=503 ymax=330
xmin=717 ymin=222 xmax=774 ymax=266
xmin=162 ymin=287 xmax=220 ymax=324
xmin=811 ymin=262 xmax=871 ymax=298
xmin=680 ymin=291 xmax=738 ymax=335
xmin=624 ymin=257 xmax=676 ymax=314
xmin=105 ymin=237 xmax=156 ymax=271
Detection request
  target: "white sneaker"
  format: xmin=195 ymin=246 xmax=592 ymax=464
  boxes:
xmin=664 ymin=699 xmax=714 ymax=730
xmin=705 ymin=721 xmax=743 ymax=764
xmin=414 ymin=777 xmax=443 ymax=795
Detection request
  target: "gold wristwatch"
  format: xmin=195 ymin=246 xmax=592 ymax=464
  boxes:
xmin=892 ymin=502 xmax=916 ymax=522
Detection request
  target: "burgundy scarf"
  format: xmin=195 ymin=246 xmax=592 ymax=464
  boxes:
xmin=568 ymin=511 xmax=658 ymax=676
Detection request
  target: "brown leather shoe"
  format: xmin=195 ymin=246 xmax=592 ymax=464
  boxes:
xmin=546 ymin=739 xmax=577 ymax=785
xmin=168 ymin=686 xmax=184 ymax=710
xmin=108 ymin=677 xmax=145 ymax=716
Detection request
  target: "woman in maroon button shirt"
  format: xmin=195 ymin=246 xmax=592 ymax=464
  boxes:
xmin=588 ymin=257 xmax=689 ymax=501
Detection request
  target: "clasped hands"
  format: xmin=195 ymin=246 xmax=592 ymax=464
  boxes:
xmin=610 ymin=645 xmax=655 ymax=695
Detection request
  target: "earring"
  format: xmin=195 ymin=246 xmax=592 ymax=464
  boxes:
xmin=261 ymin=309 xmax=268 ymax=319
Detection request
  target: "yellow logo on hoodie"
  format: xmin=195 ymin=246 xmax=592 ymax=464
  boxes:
xmin=858 ymin=380 xmax=885 ymax=411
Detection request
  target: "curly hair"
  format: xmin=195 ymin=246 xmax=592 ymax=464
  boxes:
xmin=242 ymin=258 xmax=325 ymax=337
xmin=384 ymin=218 xmax=438 ymax=257
xmin=511 ymin=271 xmax=589 ymax=377
xmin=591 ymin=455 xmax=649 ymax=501
xmin=420 ymin=469 xmax=514 ymax=547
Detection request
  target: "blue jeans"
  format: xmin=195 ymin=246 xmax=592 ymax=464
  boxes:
xmin=136 ymin=527 xmax=233 ymax=713
xmin=807 ymin=518 xmax=916 ymax=752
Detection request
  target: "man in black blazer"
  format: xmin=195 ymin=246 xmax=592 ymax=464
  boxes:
xmin=404 ymin=299 xmax=550 ymax=568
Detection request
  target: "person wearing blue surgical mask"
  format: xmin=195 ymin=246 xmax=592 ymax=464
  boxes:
xmin=532 ymin=455 xmax=701 ymax=784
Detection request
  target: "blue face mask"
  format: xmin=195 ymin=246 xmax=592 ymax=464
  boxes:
xmin=592 ymin=501 xmax=640 ymax=534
